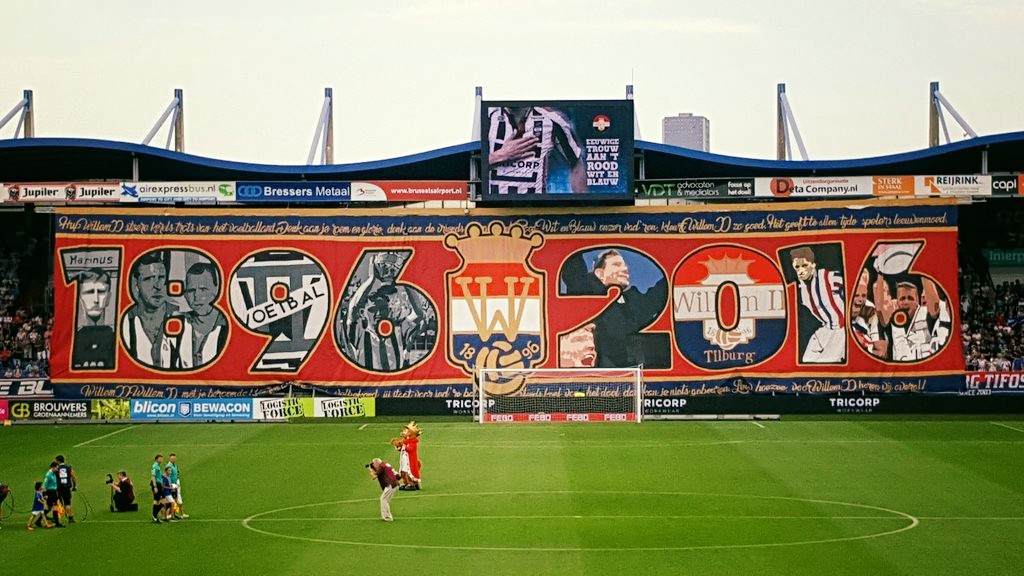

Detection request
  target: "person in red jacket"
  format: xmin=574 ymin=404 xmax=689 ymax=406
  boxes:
xmin=366 ymin=458 xmax=399 ymax=522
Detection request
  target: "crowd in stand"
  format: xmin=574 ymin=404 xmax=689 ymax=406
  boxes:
xmin=958 ymin=201 xmax=1024 ymax=373
xmin=0 ymin=311 xmax=50 ymax=378
xmin=960 ymin=276 xmax=1024 ymax=372
xmin=0 ymin=215 xmax=51 ymax=379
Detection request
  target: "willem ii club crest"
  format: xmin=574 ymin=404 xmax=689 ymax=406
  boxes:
xmin=673 ymin=245 xmax=787 ymax=370
xmin=444 ymin=222 xmax=546 ymax=395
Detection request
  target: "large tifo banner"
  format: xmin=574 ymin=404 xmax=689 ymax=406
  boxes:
xmin=50 ymin=200 xmax=964 ymax=399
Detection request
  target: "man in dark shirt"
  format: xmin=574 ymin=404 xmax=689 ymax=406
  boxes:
xmin=55 ymin=455 xmax=78 ymax=523
xmin=561 ymin=249 xmax=669 ymax=368
xmin=367 ymin=458 xmax=400 ymax=522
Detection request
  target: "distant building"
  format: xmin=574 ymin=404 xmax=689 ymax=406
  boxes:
xmin=662 ymin=113 xmax=710 ymax=152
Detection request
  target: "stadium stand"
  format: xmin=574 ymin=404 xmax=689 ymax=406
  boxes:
xmin=0 ymin=210 xmax=52 ymax=378
xmin=959 ymin=201 xmax=1024 ymax=372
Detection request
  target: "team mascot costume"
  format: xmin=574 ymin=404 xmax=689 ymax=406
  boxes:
xmin=391 ymin=421 xmax=422 ymax=490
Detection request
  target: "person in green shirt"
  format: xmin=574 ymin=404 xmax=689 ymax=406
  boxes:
xmin=43 ymin=461 xmax=64 ymax=527
xmin=149 ymin=454 xmax=164 ymax=523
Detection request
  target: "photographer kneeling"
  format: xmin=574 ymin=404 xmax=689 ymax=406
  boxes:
xmin=108 ymin=471 xmax=138 ymax=512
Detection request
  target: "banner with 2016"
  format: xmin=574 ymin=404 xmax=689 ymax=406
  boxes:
xmin=51 ymin=200 xmax=964 ymax=398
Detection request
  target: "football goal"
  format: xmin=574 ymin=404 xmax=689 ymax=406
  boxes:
xmin=475 ymin=366 xmax=643 ymax=423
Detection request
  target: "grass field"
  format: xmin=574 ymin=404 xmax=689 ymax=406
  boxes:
xmin=2 ymin=418 xmax=1023 ymax=575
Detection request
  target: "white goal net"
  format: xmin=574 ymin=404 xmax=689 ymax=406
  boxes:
xmin=475 ymin=367 xmax=643 ymax=423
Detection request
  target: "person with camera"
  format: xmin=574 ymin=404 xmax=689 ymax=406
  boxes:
xmin=107 ymin=471 xmax=137 ymax=512
xmin=366 ymin=458 xmax=399 ymax=522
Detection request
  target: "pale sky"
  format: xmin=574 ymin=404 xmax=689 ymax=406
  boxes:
xmin=3 ymin=0 xmax=1023 ymax=166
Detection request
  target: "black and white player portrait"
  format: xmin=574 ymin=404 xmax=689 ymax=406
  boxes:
xmin=335 ymin=250 xmax=437 ymax=373
xmin=868 ymin=243 xmax=952 ymax=362
xmin=166 ymin=260 xmax=229 ymax=370
xmin=121 ymin=249 xmax=231 ymax=371
xmin=61 ymin=248 xmax=123 ymax=371
xmin=71 ymin=267 xmax=117 ymax=369
xmin=120 ymin=250 xmax=180 ymax=369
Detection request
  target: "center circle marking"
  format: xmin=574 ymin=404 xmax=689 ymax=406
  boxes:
xmin=242 ymin=490 xmax=918 ymax=551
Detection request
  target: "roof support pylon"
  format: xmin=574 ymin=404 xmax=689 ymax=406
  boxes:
xmin=0 ymin=90 xmax=34 ymax=138
xmin=776 ymin=83 xmax=808 ymax=161
xmin=307 ymin=88 xmax=334 ymax=165
xmin=143 ymin=89 xmax=184 ymax=152
xmin=929 ymin=81 xmax=977 ymax=147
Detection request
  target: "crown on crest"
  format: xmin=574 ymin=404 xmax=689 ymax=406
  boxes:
xmin=444 ymin=221 xmax=543 ymax=263
xmin=700 ymin=254 xmax=753 ymax=276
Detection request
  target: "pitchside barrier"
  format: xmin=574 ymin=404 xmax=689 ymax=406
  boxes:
xmin=4 ymin=370 xmax=1024 ymax=424
xmin=2 ymin=392 xmax=1024 ymax=425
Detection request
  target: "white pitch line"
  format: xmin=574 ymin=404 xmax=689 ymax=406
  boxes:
xmin=990 ymin=421 xmax=1024 ymax=434
xmin=74 ymin=425 xmax=139 ymax=448
xmin=72 ymin=514 xmax=1024 ymax=525
xmin=751 ymin=421 xmax=765 ymax=429
xmin=71 ymin=438 xmax=1024 ymax=450
xmin=86 ymin=518 xmax=242 ymax=524
xmin=246 ymin=514 xmax=909 ymax=521
xmin=917 ymin=516 xmax=1024 ymax=521
xmin=358 ymin=424 xmax=368 ymax=430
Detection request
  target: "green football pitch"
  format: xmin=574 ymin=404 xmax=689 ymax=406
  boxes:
xmin=1 ymin=418 xmax=1023 ymax=575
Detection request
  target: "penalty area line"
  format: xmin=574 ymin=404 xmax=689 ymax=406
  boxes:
xmin=74 ymin=424 xmax=139 ymax=448
xmin=990 ymin=421 xmax=1024 ymax=434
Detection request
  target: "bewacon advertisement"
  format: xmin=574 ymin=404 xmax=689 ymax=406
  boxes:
xmin=50 ymin=201 xmax=964 ymax=400
xmin=0 ymin=397 xmax=375 ymax=421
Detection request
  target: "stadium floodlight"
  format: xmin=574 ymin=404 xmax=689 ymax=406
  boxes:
xmin=142 ymin=89 xmax=184 ymax=152
xmin=307 ymin=87 xmax=334 ymax=165
xmin=0 ymin=90 xmax=33 ymax=138
xmin=776 ymin=83 xmax=808 ymax=161
xmin=929 ymin=81 xmax=977 ymax=147
xmin=475 ymin=366 xmax=643 ymax=423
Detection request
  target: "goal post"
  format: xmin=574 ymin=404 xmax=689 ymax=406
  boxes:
xmin=475 ymin=366 xmax=643 ymax=423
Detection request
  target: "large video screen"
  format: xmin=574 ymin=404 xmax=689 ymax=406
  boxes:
xmin=480 ymin=100 xmax=634 ymax=202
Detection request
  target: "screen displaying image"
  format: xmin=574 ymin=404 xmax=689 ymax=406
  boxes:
xmin=480 ymin=100 xmax=634 ymax=202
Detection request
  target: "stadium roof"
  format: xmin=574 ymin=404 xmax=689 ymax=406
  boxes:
xmin=1 ymin=131 xmax=1022 ymax=182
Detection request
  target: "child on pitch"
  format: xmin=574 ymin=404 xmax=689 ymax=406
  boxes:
xmin=167 ymin=453 xmax=188 ymax=519
xmin=393 ymin=421 xmax=422 ymax=491
xmin=160 ymin=465 xmax=177 ymax=522
xmin=27 ymin=482 xmax=54 ymax=531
